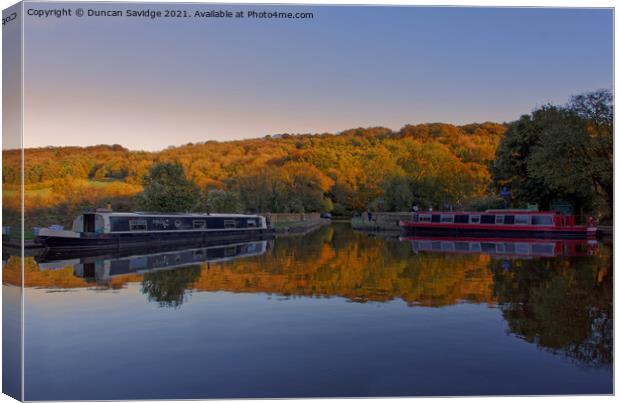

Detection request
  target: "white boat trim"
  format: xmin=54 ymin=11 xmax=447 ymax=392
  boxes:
xmin=38 ymin=228 xmax=81 ymax=238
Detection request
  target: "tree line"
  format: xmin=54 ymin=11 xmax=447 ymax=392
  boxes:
xmin=4 ymin=121 xmax=504 ymax=218
xmin=3 ymin=89 xmax=612 ymax=222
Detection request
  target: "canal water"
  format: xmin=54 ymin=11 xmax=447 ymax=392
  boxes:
xmin=4 ymin=223 xmax=613 ymax=399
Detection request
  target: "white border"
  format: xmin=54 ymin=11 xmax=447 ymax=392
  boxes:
xmin=0 ymin=1 xmax=616 ymax=403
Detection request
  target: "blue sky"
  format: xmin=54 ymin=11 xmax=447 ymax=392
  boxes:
xmin=22 ymin=3 xmax=613 ymax=150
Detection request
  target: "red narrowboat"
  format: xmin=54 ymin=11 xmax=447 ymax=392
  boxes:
xmin=399 ymin=210 xmax=597 ymax=239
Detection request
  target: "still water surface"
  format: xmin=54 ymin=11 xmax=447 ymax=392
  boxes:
xmin=6 ymin=223 xmax=613 ymax=399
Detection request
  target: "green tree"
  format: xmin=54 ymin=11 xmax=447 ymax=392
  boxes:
xmin=491 ymin=89 xmax=612 ymax=217
xmin=136 ymin=162 xmax=200 ymax=212
xmin=203 ymin=189 xmax=243 ymax=213
xmin=566 ymin=90 xmax=612 ymax=213
xmin=382 ymin=175 xmax=413 ymax=211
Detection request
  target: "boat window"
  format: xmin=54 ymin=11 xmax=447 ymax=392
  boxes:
xmin=515 ymin=215 xmax=530 ymax=225
xmin=440 ymin=215 xmax=454 ymax=223
xmin=531 ymin=215 xmax=553 ymax=226
xmin=193 ymin=220 xmax=206 ymax=229
xmin=247 ymin=219 xmax=257 ymax=227
xmin=431 ymin=214 xmax=440 ymax=223
xmin=418 ymin=215 xmax=431 ymax=223
xmin=495 ymin=215 xmax=505 ymax=224
xmin=129 ymin=220 xmax=147 ymax=231
xmin=469 ymin=215 xmax=480 ymax=224
xmin=412 ymin=214 xmax=419 ymax=222
xmin=455 ymin=215 xmax=468 ymax=223
xmin=174 ymin=219 xmax=183 ymax=229
xmin=481 ymin=215 xmax=495 ymax=224
xmin=224 ymin=219 xmax=237 ymax=229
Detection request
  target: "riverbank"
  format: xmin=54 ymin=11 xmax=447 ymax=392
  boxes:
xmin=273 ymin=218 xmax=331 ymax=236
xmin=351 ymin=212 xmax=410 ymax=233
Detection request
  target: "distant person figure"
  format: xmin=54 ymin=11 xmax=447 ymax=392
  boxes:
xmin=429 ymin=207 xmax=433 ymax=212
xmin=411 ymin=203 xmax=419 ymax=220
xmin=368 ymin=211 xmax=373 ymax=222
xmin=106 ymin=201 xmax=112 ymax=210
xmin=500 ymin=187 xmax=511 ymax=208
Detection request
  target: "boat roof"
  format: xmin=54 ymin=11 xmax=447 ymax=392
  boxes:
xmin=87 ymin=211 xmax=263 ymax=218
xmin=414 ymin=210 xmax=560 ymax=215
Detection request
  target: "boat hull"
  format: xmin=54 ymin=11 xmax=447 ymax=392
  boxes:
xmin=36 ymin=228 xmax=275 ymax=251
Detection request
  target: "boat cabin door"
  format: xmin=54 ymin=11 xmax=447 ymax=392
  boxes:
xmin=82 ymin=214 xmax=104 ymax=233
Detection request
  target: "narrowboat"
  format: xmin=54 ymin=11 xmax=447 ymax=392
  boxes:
xmin=399 ymin=210 xmax=597 ymax=239
xmin=35 ymin=210 xmax=274 ymax=250
xmin=400 ymin=236 xmax=598 ymax=258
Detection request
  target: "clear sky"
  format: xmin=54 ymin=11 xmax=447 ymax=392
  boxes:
xmin=21 ymin=3 xmax=613 ymax=151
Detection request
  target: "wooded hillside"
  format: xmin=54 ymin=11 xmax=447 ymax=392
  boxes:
xmin=3 ymin=122 xmax=505 ymax=220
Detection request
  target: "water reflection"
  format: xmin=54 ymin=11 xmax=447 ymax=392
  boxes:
xmin=403 ymin=236 xmax=598 ymax=258
xmin=6 ymin=224 xmax=613 ymax=375
xmin=490 ymin=253 xmax=613 ymax=369
xmin=400 ymin=233 xmax=612 ymax=370
xmin=36 ymin=241 xmax=270 ymax=307
xmin=37 ymin=241 xmax=269 ymax=283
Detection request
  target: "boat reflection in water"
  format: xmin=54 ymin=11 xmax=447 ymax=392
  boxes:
xmin=400 ymin=236 xmax=598 ymax=258
xmin=36 ymin=240 xmax=270 ymax=284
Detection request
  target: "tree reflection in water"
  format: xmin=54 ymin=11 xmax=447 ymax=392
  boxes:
xmin=141 ymin=265 xmax=202 ymax=308
xmin=19 ymin=223 xmax=614 ymax=369
xmin=489 ymin=249 xmax=612 ymax=369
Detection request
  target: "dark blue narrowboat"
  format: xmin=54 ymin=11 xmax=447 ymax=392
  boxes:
xmin=35 ymin=211 xmax=273 ymax=250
